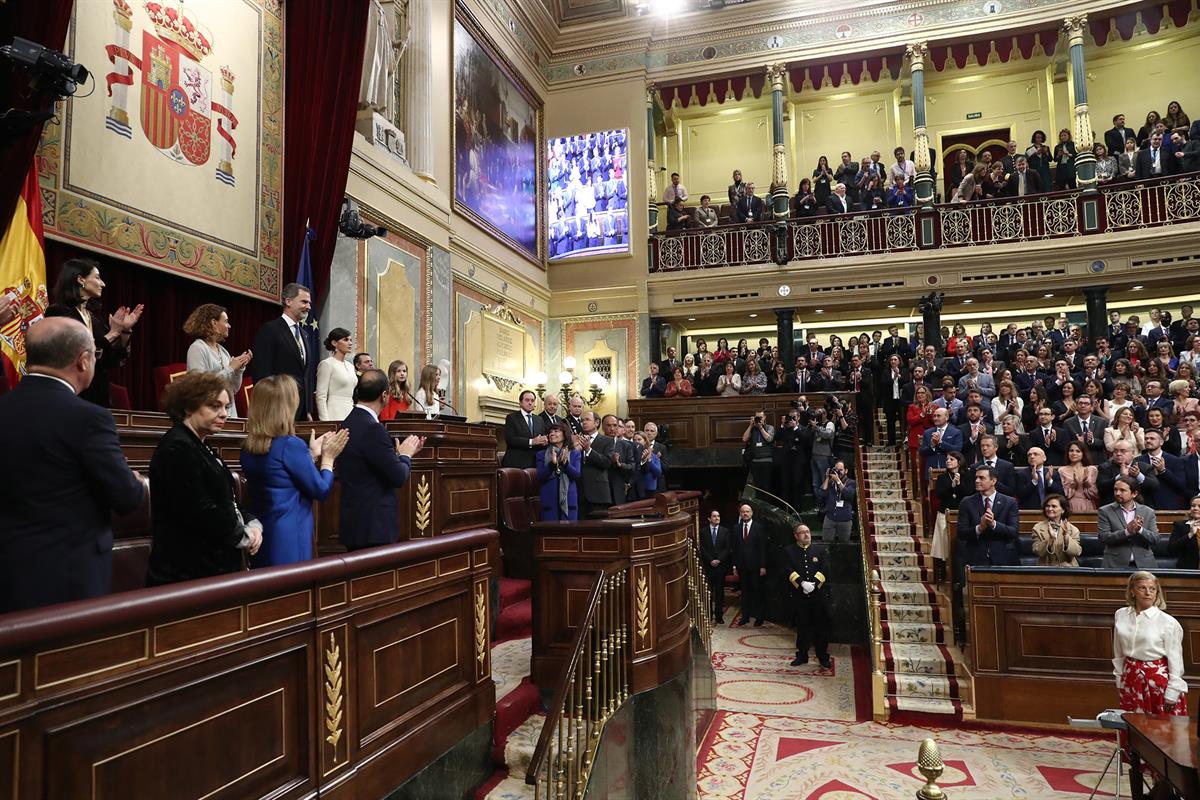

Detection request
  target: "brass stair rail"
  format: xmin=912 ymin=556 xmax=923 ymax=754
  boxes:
xmin=526 ymin=564 xmax=628 ymax=799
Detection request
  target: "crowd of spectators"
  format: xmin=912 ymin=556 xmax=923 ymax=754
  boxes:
xmin=660 ymin=104 xmax=1200 ymax=230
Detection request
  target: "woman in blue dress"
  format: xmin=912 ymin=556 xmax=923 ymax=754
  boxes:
xmin=536 ymin=422 xmax=581 ymax=521
xmin=240 ymin=375 xmax=349 ymax=566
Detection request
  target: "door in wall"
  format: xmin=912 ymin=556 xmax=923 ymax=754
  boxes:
xmin=942 ymin=127 xmax=1012 ymax=198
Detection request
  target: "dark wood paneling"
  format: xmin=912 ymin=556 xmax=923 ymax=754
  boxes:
xmin=628 ymin=395 xmax=854 ymax=452
xmin=969 ymin=569 xmax=1200 ymax=725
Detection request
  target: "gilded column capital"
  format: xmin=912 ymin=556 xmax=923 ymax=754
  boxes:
xmin=646 ymin=84 xmax=658 ymax=107
xmin=766 ymin=62 xmax=787 ymax=93
xmin=1062 ymin=14 xmax=1087 ymax=47
xmin=905 ymin=41 xmax=928 ymax=70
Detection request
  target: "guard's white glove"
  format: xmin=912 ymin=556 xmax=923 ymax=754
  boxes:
xmin=800 ymin=581 xmax=815 ymax=595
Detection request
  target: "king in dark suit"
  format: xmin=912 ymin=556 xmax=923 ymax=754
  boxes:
xmin=699 ymin=509 xmax=732 ymax=623
xmin=501 ymin=390 xmax=546 ymax=469
xmin=0 ymin=318 xmax=145 ymax=613
xmin=335 ymin=370 xmax=424 ymax=550
xmin=956 ymin=466 xmax=1021 ymax=570
xmin=251 ymin=283 xmax=315 ymax=420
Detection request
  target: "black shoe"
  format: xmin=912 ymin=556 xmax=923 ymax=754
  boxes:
xmin=790 ymin=656 xmax=807 ymax=666
xmin=819 ymin=658 xmax=833 ymax=670
xmin=753 ymin=619 xmax=765 ymax=627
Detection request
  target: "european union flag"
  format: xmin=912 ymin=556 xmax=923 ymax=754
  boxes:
xmin=296 ymin=226 xmax=318 ymax=392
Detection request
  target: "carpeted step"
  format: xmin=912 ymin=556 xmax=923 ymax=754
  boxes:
xmin=878 ymin=581 xmax=937 ymax=605
xmin=481 ymin=776 xmax=534 ymax=799
xmin=871 ymin=534 xmax=924 ymax=551
xmin=503 ymin=714 xmax=546 ymax=777
xmin=880 ymin=620 xmax=946 ymax=645
xmin=886 ymin=672 xmax=960 ymax=701
xmin=881 ymin=642 xmax=956 ymax=677
xmin=499 ymin=577 xmax=531 ymax=611
xmin=876 ymin=565 xmax=930 ymax=583
xmin=886 ymin=695 xmax=964 ymax=721
xmin=875 ymin=550 xmax=925 ymax=569
xmin=879 ymin=603 xmax=940 ymax=624
xmin=495 ymin=598 xmax=532 ymax=644
xmin=494 ymin=678 xmax=541 ymax=762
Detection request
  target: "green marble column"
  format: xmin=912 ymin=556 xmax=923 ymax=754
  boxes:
xmin=767 ymin=64 xmax=790 ymax=265
xmin=906 ymin=42 xmax=935 ymax=209
xmin=1065 ymin=15 xmax=1098 ymax=192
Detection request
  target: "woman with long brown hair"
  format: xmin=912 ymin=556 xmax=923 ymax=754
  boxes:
xmin=414 ymin=363 xmax=442 ymax=419
xmin=381 ymin=360 xmax=412 ymax=419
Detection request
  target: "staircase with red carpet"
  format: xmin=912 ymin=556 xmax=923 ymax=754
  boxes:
xmin=472 ymin=577 xmax=541 ymax=800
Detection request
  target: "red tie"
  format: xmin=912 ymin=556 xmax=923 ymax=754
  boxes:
xmin=984 ymin=496 xmax=992 ymax=514
xmin=743 ymin=523 xmax=750 ymax=541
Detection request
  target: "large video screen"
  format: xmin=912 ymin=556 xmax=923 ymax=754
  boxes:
xmin=547 ymin=129 xmax=630 ymax=261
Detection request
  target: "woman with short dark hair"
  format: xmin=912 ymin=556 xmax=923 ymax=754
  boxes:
xmin=45 ymin=258 xmax=144 ymax=408
xmin=184 ymin=303 xmax=252 ymax=418
xmin=1031 ymin=494 xmax=1081 ymax=566
xmin=535 ymin=422 xmax=581 ymax=521
xmin=146 ymin=371 xmax=261 ymax=585
xmin=316 ymin=327 xmax=356 ymax=421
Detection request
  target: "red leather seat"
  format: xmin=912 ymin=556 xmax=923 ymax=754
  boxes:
xmin=109 ymin=383 xmax=132 ymax=410
xmin=523 ymin=467 xmax=539 ymax=525
xmin=497 ymin=468 xmax=532 ymax=579
xmin=234 ymin=377 xmax=253 ymax=417
xmin=153 ymin=363 xmax=188 ymax=411
xmin=111 ymin=474 xmax=151 ymax=592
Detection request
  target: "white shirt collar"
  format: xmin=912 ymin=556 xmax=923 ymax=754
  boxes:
xmin=26 ymin=373 xmax=77 ymax=394
xmin=282 ymin=313 xmax=303 ymax=329
xmin=982 ymin=490 xmax=998 ymax=501
xmin=355 ymin=403 xmax=380 ymax=422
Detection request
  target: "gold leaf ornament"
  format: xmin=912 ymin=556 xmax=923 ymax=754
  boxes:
xmin=636 ymin=572 xmax=650 ymax=642
xmin=474 ymin=582 xmax=488 ymax=667
xmin=415 ymin=474 xmax=432 ymax=534
xmin=324 ymin=633 xmax=345 ymax=753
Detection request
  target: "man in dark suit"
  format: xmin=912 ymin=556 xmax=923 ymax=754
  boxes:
xmin=537 ymin=393 xmax=563 ymax=430
xmin=732 ymin=503 xmax=768 ymax=627
xmin=699 ymin=509 xmax=732 ymax=623
xmin=251 ymin=282 xmax=314 ymax=420
xmin=1096 ymin=440 xmax=1159 ymax=507
xmin=956 ymin=465 xmax=1021 ymax=569
xmin=972 ymin=435 xmax=1017 ymax=497
xmin=1003 ymin=156 xmax=1042 ymax=197
xmin=1135 ymin=132 xmax=1178 ymax=179
xmin=1063 ymin=395 xmax=1108 ymax=465
xmin=335 ymin=370 xmax=424 ymax=550
xmin=920 ymin=407 xmax=964 ymax=471
xmin=640 ymin=362 xmax=666 ymax=398
xmin=1104 ymin=113 xmax=1134 ymax=159
xmin=783 ymin=523 xmax=831 ymax=669
xmin=644 ymin=421 xmax=669 ymax=492
xmin=1136 ymin=429 xmax=1187 ymax=509
xmin=1166 ymin=498 xmax=1200 ymax=570
xmin=810 ymin=356 xmax=844 ymax=392
xmin=878 ymin=325 xmax=912 ymax=364
xmin=879 ymin=354 xmax=906 ymax=446
xmin=958 ymin=404 xmax=990 ymax=466
xmin=501 ymin=389 xmax=546 ymax=469
xmin=603 ymin=414 xmax=636 ymax=505
xmin=0 ymin=317 xmax=145 ymax=613
xmin=575 ymin=411 xmax=613 ymax=518
xmin=825 ymin=183 xmax=850 ymax=214
xmin=735 ymin=183 xmax=765 ymax=223
xmin=657 ymin=347 xmax=681 ymax=379
xmin=1016 ymin=447 xmax=1064 ymax=510
xmin=564 ymin=395 xmax=585 ymax=436
xmin=1028 ymin=406 xmax=1067 ymax=466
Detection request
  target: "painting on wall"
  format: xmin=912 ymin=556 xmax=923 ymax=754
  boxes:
xmin=39 ymin=0 xmax=283 ymax=300
xmin=547 ymin=129 xmax=630 ymax=261
xmin=453 ymin=2 xmax=542 ymax=264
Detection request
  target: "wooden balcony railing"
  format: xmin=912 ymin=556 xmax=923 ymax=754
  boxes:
xmin=648 ymin=172 xmax=1200 ymax=272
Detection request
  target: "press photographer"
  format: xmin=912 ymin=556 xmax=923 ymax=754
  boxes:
xmin=741 ymin=409 xmax=775 ymax=488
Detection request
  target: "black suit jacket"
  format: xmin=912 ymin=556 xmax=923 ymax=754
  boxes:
xmin=44 ymin=303 xmax=128 ymax=408
xmin=335 ymin=407 xmax=413 ymax=549
xmin=972 ymin=458 xmax=1017 ymax=497
xmin=1135 ymin=146 xmax=1178 ymax=179
xmin=956 ymin=492 xmax=1021 ymax=568
xmin=609 ymin=437 xmax=636 ymax=504
xmin=825 ymin=195 xmax=849 ymax=214
xmin=1167 ymin=520 xmax=1199 ymax=570
xmin=1027 ymin=425 xmax=1067 ymax=465
xmin=0 ymin=376 xmax=144 ymax=612
xmin=579 ymin=434 xmax=615 ymax=508
xmin=537 ymin=410 xmax=563 ymax=431
xmin=732 ymin=518 xmax=768 ymax=572
xmin=1002 ymin=169 xmax=1042 ymax=197
xmin=1096 ymin=461 xmax=1159 ymax=508
xmin=146 ymin=423 xmax=251 ymax=585
xmin=1104 ymin=127 xmax=1133 ymax=159
xmin=736 ymin=195 xmax=765 ymax=222
xmin=1015 ymin=466 xmax=1065 ymax=510
xmin=699 ymin=524 xmax=732 ymax=569
xmin=251 ymin=316 xmax=313 ymax=419
xmin=501 ymin=410 xmax=544 ymax=469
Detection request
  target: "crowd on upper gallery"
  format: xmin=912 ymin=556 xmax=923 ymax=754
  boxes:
xmin=662 ymin=102 xmax=1200 ymax=230
xmin=0 ymin=259 xmax=454 ymax=614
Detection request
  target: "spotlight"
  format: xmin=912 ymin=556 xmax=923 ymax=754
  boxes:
xmin=338 ymin=198 xmax=387 ymax=240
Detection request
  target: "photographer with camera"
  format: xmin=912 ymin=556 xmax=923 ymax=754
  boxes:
xmin=742 ymin=410 xmax=775 ymax=488
xmin=817 ymin=460 xmax=857 ymax=543
xmin=811 ymin=406 xmax=836 ymax=498
xmin=774 ymin=406 xmax=811 ymax=512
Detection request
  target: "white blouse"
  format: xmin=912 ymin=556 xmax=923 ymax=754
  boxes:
xmin=1112 ymin=605 xmax=1187 ymax=703
xmin=413 ymin=388 xmax=441 ymax=420
xmin=316 ymin=357 xmax=357 ymax=421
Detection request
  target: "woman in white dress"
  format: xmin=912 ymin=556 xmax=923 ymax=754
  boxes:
xmin=315 ymin=327 xmax=357 ymax=421
xmin=413 ymin=363 xmax=443 ymax=419
xmin=184 ymin=303 xmax=252 ymax=418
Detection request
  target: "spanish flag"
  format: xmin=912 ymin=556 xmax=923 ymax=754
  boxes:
xmin=0 ymin=157 xmax=48 ymax=387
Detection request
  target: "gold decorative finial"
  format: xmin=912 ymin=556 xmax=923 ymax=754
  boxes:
xmin=916 ymin=738 xmax=945 ymax=799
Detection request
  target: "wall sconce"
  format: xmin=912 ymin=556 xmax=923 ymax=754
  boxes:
xmin=535 ymin=356 xmax=606 ymax=406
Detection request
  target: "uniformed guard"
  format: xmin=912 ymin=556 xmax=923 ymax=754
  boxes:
xmin=783 ymin=523 xmax=831 ymax=669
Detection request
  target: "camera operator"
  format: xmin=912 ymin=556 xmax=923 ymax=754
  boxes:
xmin=817 ymin=460 xmax=857 ymax=543
xmin=811 ymin=406 xmax=836 ymax=498
xmin=825 ymin=394 xmax=856 ymax=462
xmin=774 ymin=407 xmax=808 ymax=511
xmin=741 ymin=409 xmax=775 ymax=488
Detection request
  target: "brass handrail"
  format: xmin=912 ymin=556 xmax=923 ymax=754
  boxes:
xmin=526 ymin=564 xmax=628 ymax=798
xmin=856 ymin=434 xmax=887 ymax=718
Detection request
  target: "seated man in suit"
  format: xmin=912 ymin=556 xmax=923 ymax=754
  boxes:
xmin=1167 ymin=495 xmax=1200 ymax=570
xmin=1063 ymin=395 xmax=1108 ymax=466
xmin=336 ymin=370 xmax=424 ymax=550
xmin=735 ymin=182 xmax=765 ymax=223
xmin=1017 ymin=447 xmax=1065 ymax=510
xmin=501 ymin=389 xmax=547 ymax=469
xmin=251 ymin=282 xmax=314 ymax=420
xmin=603 ymin=414 xmax=636 ymax=505
xmin=1097 ymin=440 xmax=1159 ymax=507
xmin=1097 ymin=476 xmax=1159 ymax=569
xmin=1136 ymin=429 xmax=1187 ymax=510
xmin=919 ymin=407 xmax=964 ymax=472
xmin=574 ymin=411 xmax=613 ymax=518
xmin=972 ymin=435 xmax=1017 ymax=497
xmin=810 ymin=356 xmax=844 ymax=392
xmin=956 ymin=464 xmax=1021 ymax=570
xmin=699 ymin=509 xmax=732 ymax=623
xmin=0 ymin=317 xmax=145 ymax=613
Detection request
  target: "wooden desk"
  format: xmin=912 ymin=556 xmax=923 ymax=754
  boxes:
xmin=1124 ymin=714 xmax=1199 ymax=800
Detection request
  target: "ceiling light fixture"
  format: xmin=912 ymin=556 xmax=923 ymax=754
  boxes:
xmin=1044 ymin=293 xmax=1054 ymax=298
xmin=1132 ymin=285 xmax=1144 ymax=290
xmin=749 ymin=313 xmax=758 ymax=318
xmin=962 ymin=299 xmax=973 ymax=304
xmin=887 ymin=304 xmax=896 ymax=309
xmin=687 ymin=317 xmax=696 ymax=321
xmin=814 ymin=309 xmax=824 ymax=314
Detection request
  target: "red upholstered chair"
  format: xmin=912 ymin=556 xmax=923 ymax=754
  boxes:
xmin=497 ymin=467 xmax=532 ymax=579
xmin=523 ymin=467 xmax=540 ymax=525
xmin=109 ymin=383 xmax=132 ymax=410
xmin=110 ymin=473 xmax=151 ymax=592
xmin=152 ymin=363 xmax=188 ymax=411
xmin=235 ymin=377 xmax=253 ymax=416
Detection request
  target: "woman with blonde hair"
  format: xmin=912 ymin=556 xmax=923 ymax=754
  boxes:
xmin=413 ymin=363 xmax=442 ymax=419
xmin=381 ymin=360 xmax=412 ymax=420
xmin=1113 ymin=571 xmax=1187 ymax=728
xmin=239 ymin=375 xmax=348 ymax=567
xmin=1031 ymin=494 xmax=1081 ymax=566
xmin=184 ymin=303 xmax=252 ymax=417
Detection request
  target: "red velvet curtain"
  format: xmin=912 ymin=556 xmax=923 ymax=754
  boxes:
xmin=283 ymin=0 xmax=371 ymax=302
xmin=45 ymin=241 xmax=277 ymax=410
xmin=0 ymin=0 xmax=74 ymax=231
